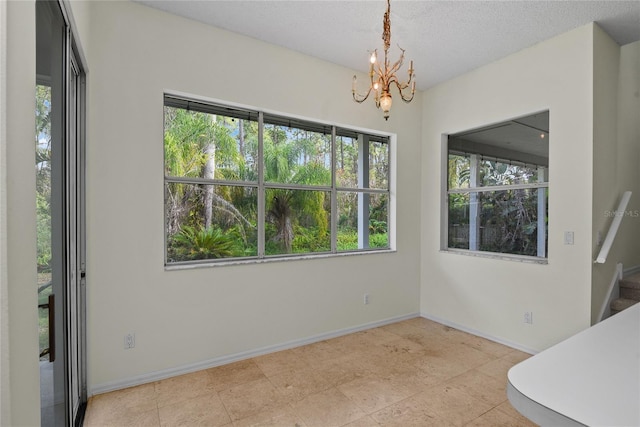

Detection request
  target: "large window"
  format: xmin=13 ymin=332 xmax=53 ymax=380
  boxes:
xmin=445 ymin=111 xmax=549 ymax=259
xmin=164 ymin=95 xmax=391 ymax=265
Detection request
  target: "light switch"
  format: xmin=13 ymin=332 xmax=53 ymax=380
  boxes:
xmin=564 ymin=231 xmax=574 ymax=245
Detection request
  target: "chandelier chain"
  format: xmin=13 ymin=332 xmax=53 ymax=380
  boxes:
xmin=382 ymin=0 xmax=391 ymax=52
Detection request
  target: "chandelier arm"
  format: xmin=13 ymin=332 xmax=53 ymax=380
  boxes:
xmin=393 ymin=60 xmax=414 ymax=90
xmin=387 ymin=72 xmax=409 ymax=89
xmin=353 ymin=86 xmax=373 ymax=103
xmin=390 ymin=45 xmax=406 ymax=71
xmin=394 ymin=80 xmax=415 ymax=103
xmin=352 ymin=65 xmax=379 ymax=103
xmin=388 ymin=52 xmax=405 ymax=76
xmin=396 ymin=70 xmax=414 ymax=90
xmin=406 ymin=68 xmax=414 ymax=84
xmin=374 ymin=62 xmax=386 ymax=82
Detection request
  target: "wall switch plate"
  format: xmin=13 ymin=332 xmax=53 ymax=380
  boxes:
xmin=524 ymin=312 xmax=533 ymax=324
xmin=364 ymin=294 xmax=370 ymax=305
xmin=564 ymin=231 xmax=574 ymax=245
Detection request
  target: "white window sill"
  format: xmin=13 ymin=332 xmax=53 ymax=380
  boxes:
xmin=165 ymin=249 xmax=397 ymax=271
xmin=440 ymin=248 xmax=548 ymax=265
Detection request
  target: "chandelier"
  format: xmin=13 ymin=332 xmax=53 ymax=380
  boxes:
xmin=352 ymin=0 xmax=416 ymax=120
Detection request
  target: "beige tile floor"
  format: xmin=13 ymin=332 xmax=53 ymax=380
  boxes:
xmin=83 ymin=317 xmax=538 ymax=426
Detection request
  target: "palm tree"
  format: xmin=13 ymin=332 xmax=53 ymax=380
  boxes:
xmin=263 ymin=125 xmax=330 ymax=253
xmin=164 ymin=107 xmax=252 ymax=235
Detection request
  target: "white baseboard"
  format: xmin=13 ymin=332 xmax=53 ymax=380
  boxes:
xmin=420 ymin=312 xmax=538 ymax=355
xmin=89 ymin=312 xmax=421 ymax=396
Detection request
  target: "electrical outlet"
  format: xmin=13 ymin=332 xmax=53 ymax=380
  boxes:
xmin=524 ymin=312 xmax=533 ymax=325
xmin=124 ymin=333 xmax=136 ymax=349
xmin=364 ymin=293 xmax=370 ymax=305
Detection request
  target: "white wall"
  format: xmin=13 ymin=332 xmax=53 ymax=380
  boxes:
xmin=67 ymin=0 xmax=91 ymax=67
xmin=590 ymin=30 xmax=640 ymax=322
xmin=85 ymin=1 xmax=422 ymax=392
xmin=1 ymin=1 xmax=40 ymax=425
xmin=615 ymin=41 xmax=640 ymax=263
xmin=421 ymin=24 xmax=596 ymax=352
xmin=0 ymin=1 xmax=8 ymax=422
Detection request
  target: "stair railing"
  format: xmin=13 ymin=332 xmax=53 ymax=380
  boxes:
xmin=597 ymin=263 xmax=623 ymax=322
xmin=595 ymin=191 xmax=632 ymax=264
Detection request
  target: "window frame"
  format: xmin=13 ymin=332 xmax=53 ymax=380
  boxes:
xmin=163 ymin=94 xmax=393 ymax=268
xmin=440 ymin=115 xmax=549 ymax=264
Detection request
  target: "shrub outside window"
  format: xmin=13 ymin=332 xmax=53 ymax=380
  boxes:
xmin=164 ymin=95 xmax=391 ymax=265
xmin=446 ymin=112 xmax=549 ymax=259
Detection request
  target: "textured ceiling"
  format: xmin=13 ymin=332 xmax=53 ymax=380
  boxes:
xmin=135 ymin=0 xmax=640 ymax=90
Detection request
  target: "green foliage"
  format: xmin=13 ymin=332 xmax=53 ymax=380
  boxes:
xmin=337 ymin=230 xmax=358 ymax=251
xmin=164 ymin=108 xmax=240 ymax=178
xmin=36 ymin=85 xmax=52 ymax=273
xmin=164 ymin=109 xmax=209 ymax=177
xmin=369 ymin=219 xmax=387 ymax=234
xmin=264 ymin=136 xmax=298 ymax=183
xmin=448 ymin=189 xmax=545 ymax=256
xmin=36 ymin=192 xmax=52 ymax=271
xmin=479 ymin=189 xmax=541 ymax=255
xmin=369 ymin=233 xmax=388 ymax=248
xmin=292 ymin=225 xmax=330 ymax=253
xmin=169 ymin=225 xmax=239 ymax=261
xmin=448 ymin=154 xmax=469 ymax=189
xmin=336 ymin=230 xmax=388 ymax=251
xmin=164 ymin=108 xmax=256 ymax=241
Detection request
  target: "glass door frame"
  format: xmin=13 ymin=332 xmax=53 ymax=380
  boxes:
xmin=36 ymin=0 xmax=87 ymax=425
xmin=65 ymin=44 xmax=87 ymax=426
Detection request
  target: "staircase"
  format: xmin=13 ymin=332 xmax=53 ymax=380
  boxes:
xmin=610 ymin=272 xmax=640 ymax=315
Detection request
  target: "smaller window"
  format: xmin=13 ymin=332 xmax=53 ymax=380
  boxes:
xmin=445 ymin=111 xmax=549 ymax=259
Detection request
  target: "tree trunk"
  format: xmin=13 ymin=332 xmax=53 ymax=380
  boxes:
xmin=270 ymin=194 xmax=293 ymax=252
xmin=203 ymin=116 xmax=216 ymax=229
xmin=238 ymin=119 xmax=245 ymax=158
xmin=278 ymin=215 xmax=293 ymax=253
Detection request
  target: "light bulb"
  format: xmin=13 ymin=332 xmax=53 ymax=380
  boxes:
xmin=373 ymin=82 xmax=379 ymax=91
xmin=370 ymin=52 xmax=377 ymax=64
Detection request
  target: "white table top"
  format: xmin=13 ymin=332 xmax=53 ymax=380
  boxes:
xmin=508 ymin=303 xmax=640 ymax=427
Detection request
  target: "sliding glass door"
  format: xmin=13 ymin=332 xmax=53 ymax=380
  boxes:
xmin=36 ymin=0 xmax=86 ymax=425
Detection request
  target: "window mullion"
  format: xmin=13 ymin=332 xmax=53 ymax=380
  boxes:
xmin=448 ymin=182 xmax=548 ymax=194
xmin=331 ymin=126 xmax=337 ymax=253
xmin=165 ymin=176 xmax=257 ymax=187
xmin=537 ymin=167 xmax=547 ymax=257
xmin=263 ymin=183 xmax=332 ymax=192
xmin=358 ymin=134 xmax=370 ymax=249
xmin=257 ymin=111 xmax=265 ymax=258
xmin=469 ymin=154 xmax=480 ymax=251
